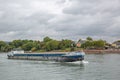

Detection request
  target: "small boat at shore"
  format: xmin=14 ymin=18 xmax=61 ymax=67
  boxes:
xmin=7 ymin=50 xmax=85 ymax=62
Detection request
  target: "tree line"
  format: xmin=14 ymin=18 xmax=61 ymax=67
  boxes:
xmin=0 ymin=37 xmax=74 ymax=52
xmin=0 ymin=36 xmax=110 ymax=52
xmin=81 ymin=37 xmax=106 ymax=49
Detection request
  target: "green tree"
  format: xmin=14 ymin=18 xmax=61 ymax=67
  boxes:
xmin=45 ymin=40 xmax=59 ymax=51
xmin=58 ymin=39 xmax=73 ymax=50
xmin=86 ymin=37 xmax=93 ymax=41
xmin=0 ymin=41 xmax=6 ymax=51
xmin=81 ymin=39 xmax=105 ymax=49
xmin=1 ymin=44 xmax=12 ymax=52
xmin=0 ymin=41 xmax=12 ymax=52
xmin=11 ymin=40 xmax=23 ymax=48
xmin=31 ymin=47 xmax=37 ymax=52
xmin=93 ymin=40 xmax=105 ymax=49
xmin=81 ymin=41 xmax=94 ymax=49
xmin=22 ymin=42 xmax=34 ymax=51
xmin=43 ymin=36 xmax=52 ymax=42
xmin=33 ymin=41 xmax=41 ymax=50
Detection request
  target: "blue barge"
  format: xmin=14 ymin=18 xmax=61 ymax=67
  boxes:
xmin=7 ymin=50 xmax=85 ymax=62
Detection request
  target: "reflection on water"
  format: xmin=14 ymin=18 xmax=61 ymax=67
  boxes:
xmin=0 ymin=53 xmax=120 ymax=80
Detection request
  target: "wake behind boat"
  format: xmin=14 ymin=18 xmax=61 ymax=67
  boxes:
xmin=7 ymin=50 xmax=85 ymax=62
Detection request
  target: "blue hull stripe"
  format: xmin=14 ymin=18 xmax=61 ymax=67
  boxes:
xmin=14 ymin=53 xmax=64 ymax=57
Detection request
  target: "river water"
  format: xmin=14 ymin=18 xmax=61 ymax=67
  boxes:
xmin=0 ymin=53 xmax=120 ymax=80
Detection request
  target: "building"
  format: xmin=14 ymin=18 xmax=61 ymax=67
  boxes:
xmin=112 ymin=41 xmax=120 ymax=48
xmin=76 ymin=39 xmax=86 ymax=47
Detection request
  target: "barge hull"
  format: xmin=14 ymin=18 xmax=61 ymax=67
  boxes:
xmin=7 ymin=53 xmax=84 ymax=62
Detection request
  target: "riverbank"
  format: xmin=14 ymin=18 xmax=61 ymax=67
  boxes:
xmin=33 ymin=49 xmax=120 ymax=54
xmin=84 ymin=49 xmax=120 ymax=54
xmin=1 ymin=49 xmax=120 ymax=54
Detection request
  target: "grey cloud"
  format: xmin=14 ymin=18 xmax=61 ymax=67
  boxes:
xmin=0 ymin=0 xmax=120 ymax=42
xmin=61 ymin=0 xmax=120 ymax=39
xmin=63 ymin=0 xmax=120 ymax=15
xmin=0 ymin=0 xmax=55 ymax=35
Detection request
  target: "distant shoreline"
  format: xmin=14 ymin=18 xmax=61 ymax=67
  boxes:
xmin=1 ymin=49 xmax=120 ymax=54
xmin=83 ymin=49 xmax=120 ymax=54
xmin=32 ymin=49 xmax=120 ymax=54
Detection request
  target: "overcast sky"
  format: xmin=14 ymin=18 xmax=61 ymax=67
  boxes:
xmin=0 ymin=0 xmax=120 ymax=42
